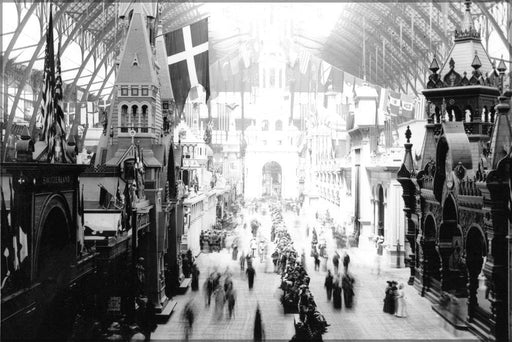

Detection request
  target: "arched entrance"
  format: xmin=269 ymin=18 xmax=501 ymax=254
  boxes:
xmin=377 ymin=185 xmax=385 ymax=237
xmin=465 ymin=226 xmax=489 ymax=319
xmin=439 ymin=195 xmax=466 ymax=296
xmin=423 ymin=215 xmax=441 ymax=282
xmin=35 ymin=198 xmax=76 ymax=340
xmin=262 ymin=161 xmax=282 ymax=198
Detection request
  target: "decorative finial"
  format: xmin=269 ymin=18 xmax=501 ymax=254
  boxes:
xmin=449 ymin=58 xmax=455 ymax=70
xmin=455 ymin=0 xmax=480 ymax=40
xmin=497 ymin=56 xmax=507 ymax=74
xmin=429 ymin=55 xmax=440 ymax=74
xmin=463 ymin=0 xmax=473 ymax=31
xmin=405 ymin=126 xmax=411 ymax=143
xmin=471 ymin=52 xmax=482 ymax=70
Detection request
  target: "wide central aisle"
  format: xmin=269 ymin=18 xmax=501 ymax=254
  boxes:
xmin=152 ymin=207 xmax=478 ymax=341
xmin=152 ymin=221 xmax=296 ymax=340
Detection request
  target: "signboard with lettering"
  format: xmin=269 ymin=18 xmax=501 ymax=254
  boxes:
xmin=40 ymin=175 xmax=72 ymax=185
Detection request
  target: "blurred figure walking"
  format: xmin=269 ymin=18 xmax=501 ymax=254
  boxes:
xmin=204 ymin=273 xmax=213 ymax=307
xmin=342 ymin=252 xmax=350 ymax=273
xmin=332 ymin=275 xmax=342 ymax=309
xmin=213 ymin=284 xmax=226 ymax=320
xmin=182 ymin=299 xmax=195 ymax=341
xmin=313 ymin=251 xmax=320 ymax=271
xmin=324 ymin=270 xmax=334 ymax=301
xmin=191 ymin=264 xmax=200 ymax=291
xmin=332 ymin=252 xmax=340 ymax=274
xmin=253 ymin=305 xmax=265 ymax=341
xmin=240 ymin=253 xmax=246 ymax=273
xmin=226 ymin=287 xmax=236 ymax=319
xmin=246 ymin=264 xmax=256 ymax=290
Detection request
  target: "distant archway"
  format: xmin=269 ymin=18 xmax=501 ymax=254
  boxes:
xmin=262 ymin=161 xmax=282 ymax=198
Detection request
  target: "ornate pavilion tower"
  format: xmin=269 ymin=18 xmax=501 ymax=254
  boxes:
xmin=397 ymin=1 xmax=510 ymax=340
xmin=89 ymin=2 xmax=173 ymax=314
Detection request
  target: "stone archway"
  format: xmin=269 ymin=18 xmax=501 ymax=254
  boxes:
xmin=262 ymin=161 xmax=282 ymax=198
xmin=439 ymin=195 xmax=466 ymax=296
xmin=36 ymin=196 xmax=74 ymax=285
xmin=465 ymin=226 xmax=488 ymax=319
xmin=35 ymin=196 xmax=76 ymax=341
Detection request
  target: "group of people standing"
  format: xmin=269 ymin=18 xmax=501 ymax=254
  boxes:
xmin=383 ymin=281 xmax=407 ymax=317
xmin=268 ymin=204 xmax=329 ymax=341
xmin=200 ymin=229 xmax=228 ymax=253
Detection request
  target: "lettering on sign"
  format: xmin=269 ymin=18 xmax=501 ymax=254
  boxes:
xmin=41 ymin=175 xmax=72 ymax=185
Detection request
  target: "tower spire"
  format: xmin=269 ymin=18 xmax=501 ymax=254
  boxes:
xmin=455 ymin=0 xmax=480 ymax=41
xmin=462 ymin=0 xmax=473 ymax=33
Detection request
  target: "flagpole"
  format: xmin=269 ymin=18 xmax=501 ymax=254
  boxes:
xmin=362 ymin=17 xmax=366 ymax=80
xmin=240 ymin=59 xmax=245 ymax=198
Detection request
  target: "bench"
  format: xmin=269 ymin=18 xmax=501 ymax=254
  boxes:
xmin=156 ymin=300 xmax=177 ymax=323
xmin=177 ymin=278 xmax=192 ymax=294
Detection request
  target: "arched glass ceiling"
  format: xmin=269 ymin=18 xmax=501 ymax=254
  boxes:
xmin=2 ymin=1 xmax=510 ymax=100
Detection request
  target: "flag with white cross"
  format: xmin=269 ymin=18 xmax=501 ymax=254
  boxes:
xmin=165 ymin=18 xmax=210 ymax=114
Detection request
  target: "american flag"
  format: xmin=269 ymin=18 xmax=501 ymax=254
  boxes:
xmin=40 ymin=9 xmax=55 ymax=152
xmin=52 ymin=39 xmax=71 ymax=163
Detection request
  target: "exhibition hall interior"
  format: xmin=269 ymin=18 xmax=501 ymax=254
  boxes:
xmin=1 ymin=1 xmax=511 ymax=341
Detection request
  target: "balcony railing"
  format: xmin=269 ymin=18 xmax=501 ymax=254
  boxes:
xmin=119 ymin=126 xmax=154 ymax=134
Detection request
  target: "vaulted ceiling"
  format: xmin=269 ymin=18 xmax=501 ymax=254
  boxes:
xmin=3 ymin=1 xmax=510 ymax=99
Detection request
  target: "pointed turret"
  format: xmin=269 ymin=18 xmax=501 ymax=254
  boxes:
xmin=155 ymin=22 xmax=173 ymax=103
xmin=116 ymin=3 xmax=158 ymax=85
xmin=437 ymin=0 xmax=493 ymax=80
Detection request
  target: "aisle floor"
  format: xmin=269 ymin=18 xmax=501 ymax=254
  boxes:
xmin=152 ymin=209 xmax=478 ymax=341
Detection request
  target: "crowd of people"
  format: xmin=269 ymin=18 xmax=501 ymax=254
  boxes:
xmin=200 ymin=229 xmax=228 ymax=253
xmin=172 ymin=203 xmax=413 ymax=341
xmin=268 ymin=204 xmax=328 ymax=341
xmin=309 ymin=212 xmax=356 ymax=313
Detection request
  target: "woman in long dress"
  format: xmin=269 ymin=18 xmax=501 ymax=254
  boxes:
xmin=395 ymin=283 xmax=407 ymax=317
xmin=341 ymin=273 xmax=354 ymax=308
xmin=383 ymin=281 xmax=396 ymax=314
